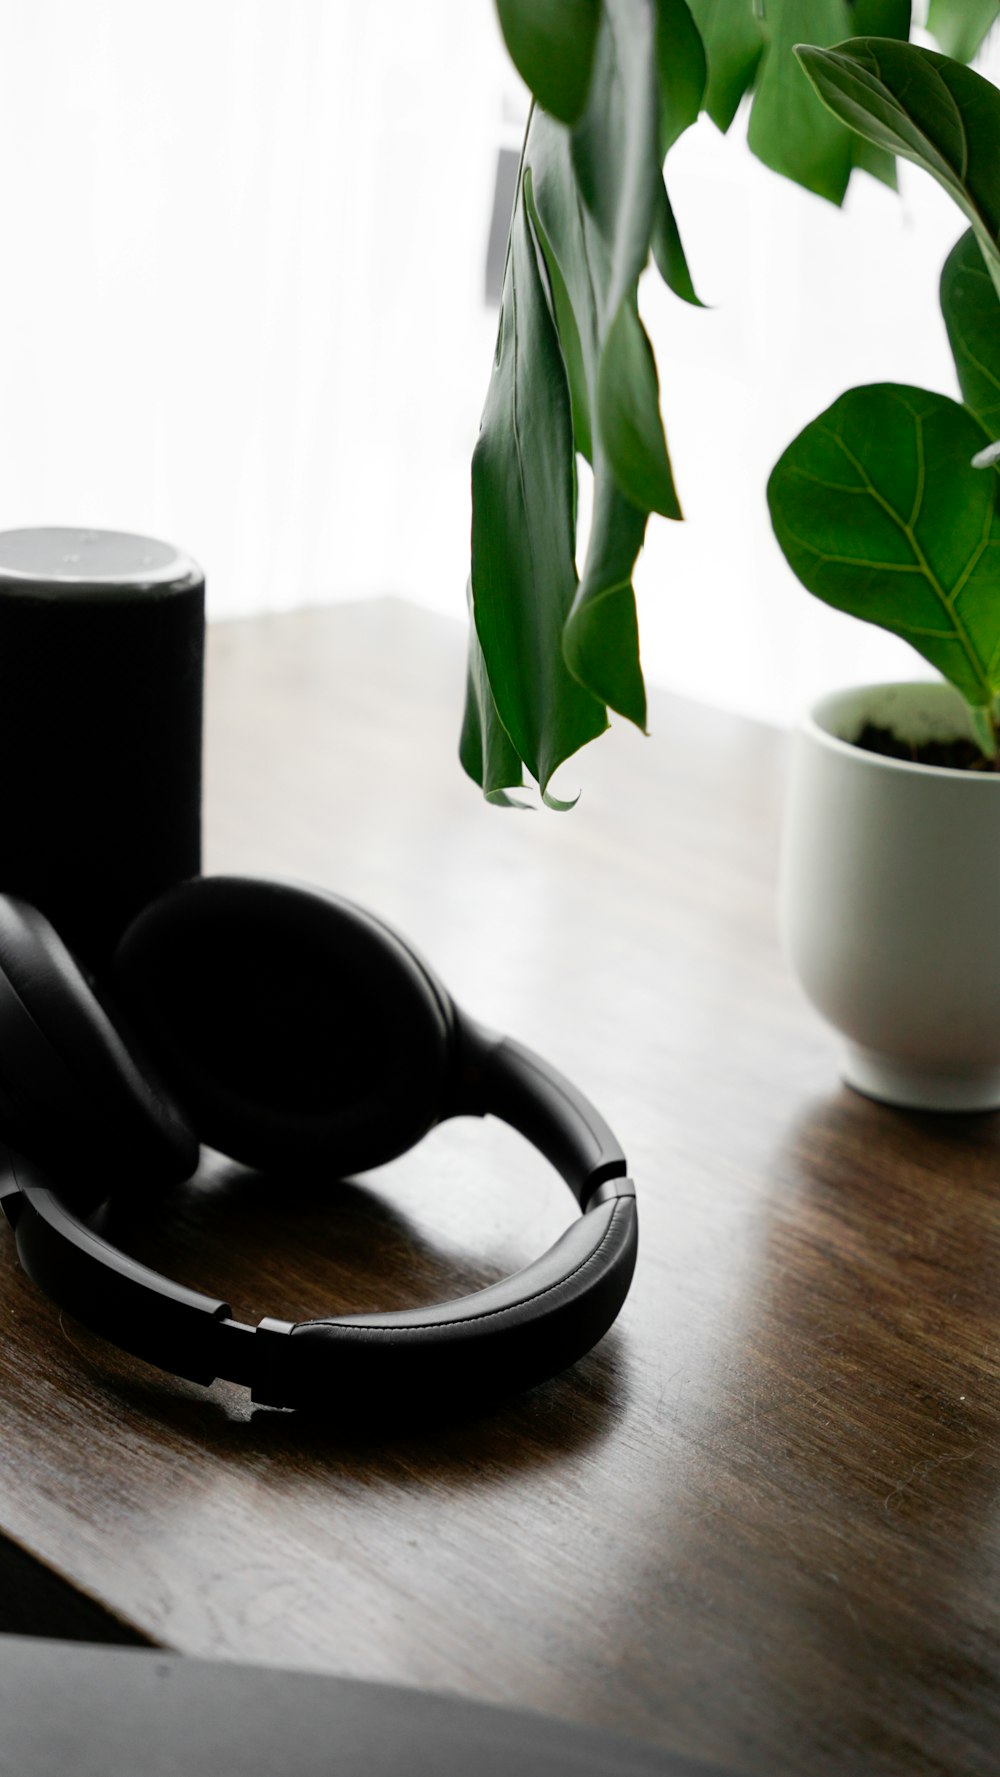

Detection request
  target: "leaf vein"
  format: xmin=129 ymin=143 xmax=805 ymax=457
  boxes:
xmin=785 ymin=466 xmax=879 ymax=494
xmin=821 ymin=421 xmax=988 ymax=687
xmin=909 ymin=411 xmax=925 ymax=530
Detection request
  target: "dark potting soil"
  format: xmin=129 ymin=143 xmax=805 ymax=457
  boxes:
xmin=853 ymin=720 xmax=998 ymax=771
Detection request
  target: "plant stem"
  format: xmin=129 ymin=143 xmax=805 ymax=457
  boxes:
xmin=972 ymin=701 xmax=1000 ymax=763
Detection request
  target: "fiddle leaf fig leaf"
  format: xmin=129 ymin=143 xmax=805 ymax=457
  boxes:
xmin=768 ymin=385 xmax=1000 ymax=710
xmin=466 ymin=162 xmax=607 ymax=798
xmin=494 ymin=0 xmax=601 ymax=125
xmin=845 ymin=0 xmax=912 ymax=189
xmin=927 ymin=0 xmax=999 ymax=65
xmin=941 ymin=228 xmax=1000 ymax=438
xmin=796 ymin=40 xmax=1000 ymax=297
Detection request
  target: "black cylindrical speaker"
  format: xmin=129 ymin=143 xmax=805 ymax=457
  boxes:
xmin=0 ymin=526 xmax=204 ymax=970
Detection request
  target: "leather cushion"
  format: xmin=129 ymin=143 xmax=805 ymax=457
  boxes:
xmin=112 ymin=876 xmax=455 ymax=1177
xmin=0 ymin=896 xmax=198 ymax=1202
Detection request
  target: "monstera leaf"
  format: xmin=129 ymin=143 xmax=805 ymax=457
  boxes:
xmin=464 ymin=162 xmax=607 ymax=805
xmin=494 ymin=0 xmax=602 ymax=124
xmin=463 ymin=0 xmax=689 ymax=801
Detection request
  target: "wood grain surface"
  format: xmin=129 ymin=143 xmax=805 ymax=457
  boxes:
xmin=2 ymin=599 xmax=999 ymax=1777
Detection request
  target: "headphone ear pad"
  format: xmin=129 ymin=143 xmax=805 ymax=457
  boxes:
xmin=111 ymin=877 xmax=455 ymax=1178
xmin=0 ymin=896 xmax=199 ymax=1206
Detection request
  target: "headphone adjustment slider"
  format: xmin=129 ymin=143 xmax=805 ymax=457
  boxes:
xmin=213 ymin=1314 xmax=295 ymax=1405
xmin=584 ymin=1176 xmax=636 ymax=1211
xmin=248 ymin=1314 xmax=296 ymax=1408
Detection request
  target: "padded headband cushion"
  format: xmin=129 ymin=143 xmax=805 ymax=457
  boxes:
xmin=0 ymin=896 xmax=199 ymax=1202
xmin=111 ymin=877 xmax=455 ymax=1178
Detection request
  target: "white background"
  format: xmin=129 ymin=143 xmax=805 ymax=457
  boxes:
xmin=0 ymin=2 xmax=996 ymax=732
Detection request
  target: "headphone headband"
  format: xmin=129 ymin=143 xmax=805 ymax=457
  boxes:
xmin=1 ymin=1028 xmax=637 ymax=1411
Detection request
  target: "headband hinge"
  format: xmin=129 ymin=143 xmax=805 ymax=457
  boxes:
xmin=216 ymin=1313 xmax=296 ymax=1407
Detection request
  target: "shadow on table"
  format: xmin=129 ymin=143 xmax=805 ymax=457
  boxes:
xmin=89 ymin=1155 xmax=633 ymax=1477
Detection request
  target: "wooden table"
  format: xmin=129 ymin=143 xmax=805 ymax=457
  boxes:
xmin=2 ymin=600 xmax=999 ymax=1777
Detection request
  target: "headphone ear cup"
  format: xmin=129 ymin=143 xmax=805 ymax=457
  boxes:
xmin=0 ymin=896 xmax=199 ymax=1207
xmin=112 ymin=876 xmax=455 ymax=1178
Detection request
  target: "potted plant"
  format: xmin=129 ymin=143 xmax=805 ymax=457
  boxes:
xmin=462 ymin=1 xmax=995 ymax=805
xmin=768 ymin=37 xmax=1000 ymax=1109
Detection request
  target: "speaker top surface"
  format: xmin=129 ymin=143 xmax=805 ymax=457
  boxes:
xmin=0 ymin=527 xmax=203 ymax=599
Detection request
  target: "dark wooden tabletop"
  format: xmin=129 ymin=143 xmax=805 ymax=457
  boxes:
xmin=2 ymin=599 xmax=999 ymax=1777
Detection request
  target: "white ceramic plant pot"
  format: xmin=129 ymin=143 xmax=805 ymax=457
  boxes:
xmin=780 ymin=682 xmax=1000 ymax=1112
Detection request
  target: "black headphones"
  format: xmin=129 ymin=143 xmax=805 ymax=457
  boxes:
xmin=0 ymin=876 xmax=637 ymax=1412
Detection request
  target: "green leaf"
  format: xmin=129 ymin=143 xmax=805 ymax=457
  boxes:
xmin=655 ymin=0 xmax=707 ymax=152
xmin=598 ymin=300 xmax=679 ymax=514
xmin=941 ymin=228 xmax=1000 ymax=437
xmin=525 ymin=121 xmax=653 ymax=728
xmin=494 ymin=0 xmax=601 ymax=125
xmin=768 ymin=383 xmax=1000 ymax=708
xmin=527 ymin=0 xmax=680 ymax=730
xmin=847 ymin=129 xmax=897 ymax=192
xmin=564 ymin=481 xmax=650 ymax=726
xmin=749 ymin=0 xmax=856 ymax=204
xmin=570 ymin=1 xmax=660 ymax=286
xmin=568 ymin=0 xmax=680 ymax=514
xmin=848 ymin=3 xmax=912 ymax=47
xmin=927 ymin=0 xmax=998 ymax=65
xmin=686 ymin=3 xmax=912 ymax=204
xmin=650 ymin=179 xmax=706 ymax=306
xmin=527 ymin=170 xmax=594 ymax=464
xmin=743 ymin=3 xmax=908 ymax=204
xmin=846 ymin=0 xmax=911 ymax=188
xmin=459 ymin=605 xmax=530 ymax=805
xmin=685 ymin=0 xmax=764 ymax=132
xmin=796 ymin=39 xmax=1000 ymax=296
xmin=467 ymin=160 xmax=607 ymax=797
xmin=661 ymin=4 xmax=916 ymax=199
xmin=466 ymin=0 xmax=682 ymax=797
xmin=534 ymin=126 xmax=659 ymax=731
